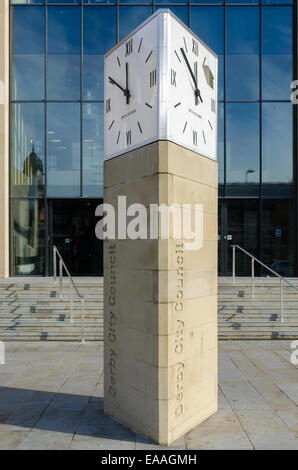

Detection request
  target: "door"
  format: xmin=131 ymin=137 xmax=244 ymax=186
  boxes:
xmin=48 ymin=199 xmax=103 ymax=276
xmin=219 ymin=200 xmax=259 ymax=276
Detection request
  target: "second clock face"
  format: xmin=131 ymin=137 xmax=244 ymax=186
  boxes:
xmin=168 ymin=18 xmax=217 ymax=160
xmin=104 ymin=16 xmax=158 ymax=159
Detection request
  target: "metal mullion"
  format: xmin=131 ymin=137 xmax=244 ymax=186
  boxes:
xmin=223 ymin=0 xmax=226 ymax=197
xmin=258 ymin=3 xmax=262 ymax=266
xmin=80 ymin=2 xmax=83 ymax=197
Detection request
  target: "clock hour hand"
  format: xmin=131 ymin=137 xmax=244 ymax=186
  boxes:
xmin=108 ymin=75 xmax=130 ymax=104
xmin=180 ymin=47 xmax=203 ymax=105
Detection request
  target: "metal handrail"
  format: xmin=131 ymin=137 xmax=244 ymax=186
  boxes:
xmin=53 ymin=245 xmax=85 ymax=343
xmin=232 ymin=244 xmax=298 ymax=323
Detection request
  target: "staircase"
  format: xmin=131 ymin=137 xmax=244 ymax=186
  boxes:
xmin=0 ymin=277 xmax=103 ymax=341
xmin=219 ymin=277 xmax=298 ymax=339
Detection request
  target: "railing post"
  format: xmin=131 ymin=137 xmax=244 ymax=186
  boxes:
xmin=70 ymin=283 xmax=73 ymax=323
xmin=81 ymin=297 xmax=85 ymax=344
xmin=59 ymin=258 xmax=63 ymax=300
xmin=53 ymin=246 xmax=57 ymax=282
xmin=232 ymin=245 xmax=236 ymax=284
xmin=280 ymin=278 xmax=284 ymax=323
xmin=251 ymin=258 xmax=254 ymax=299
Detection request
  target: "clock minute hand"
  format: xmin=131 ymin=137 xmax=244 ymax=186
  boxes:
xmin=180 ymin=47 xmax=203 ymax=104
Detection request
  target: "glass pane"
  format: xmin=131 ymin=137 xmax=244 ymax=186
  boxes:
xmin=11 ymin=6 xmax=44 ymax=100
xmin=218 ymin=103 xmax=224 ymax=196
xmin=84 ymin=1 xmax=116 ymax=3
xmin=227 ymin=200 xmax=258 ymax=276
xmin=47 ymin=7 xmax=81 ymax=100
xmin=11 ymin=1 xmax=44 ymax=4
xmin=156 ymin=0 xmax=187 ymax=4
xmin=226 ymin=7 xmax=259 ymax=100
xmin=262 ymin=7 xmax=292 ymax=100
xmin=47 ymin=1 xmax=81 ymax=3
xmin=11 ymin=103 xmax=45 ymax=197
xmin=191 ymin=0 xmax=223 ymax=3
xmin=83 ymin=6 xmax=116 ymax=100
xmin=190 ymin=7 xmax=224 ymax=101
xmin=119 ymin=0 xmax=152 ymax=4
xmin=11 ymin=199 xmax=45 ymax=276
xmin=262 ymin=0 xmax=292 ymax=4
xmin=119 ymin=7 xmax=153 ymax=41
xmin=262 ymin=103 xmax=293 ymax=197
xmin=227 ymin=0 xmax=258 ymax=3
xmin=47 ymin=103 xmax=80 ymax=197
xmin=155 ymin=6 xmax=188 ymax=25
xmin=226 ymin=103 xmax=260 ymax=196
xmin=83 ymin=103 xmax=104 ymax=197
xmin=262 ymin=199 xmax=295 ymax=276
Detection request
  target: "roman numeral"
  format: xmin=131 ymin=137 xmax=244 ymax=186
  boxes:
xmin=150 ymin=70 xmax=156 ymax=88
xmin=192 ymin=39 xmax=198 ymax=57
xmin=138 ymin=37 xmax=143 ymax=53
xmin=202 ymin=130 xmax=206 ymax=144
xmin=193 ymin=130 xmax=198 ymax=146
xmin=125 ymin=38 xmax=133 ymax=57
xmin=126 ymin=130 xmax=131 ymax=146
xmin=171 ymin=69 xmax=177 ymax=87
xmin=106 ymin=99 xmax=111 ymax=113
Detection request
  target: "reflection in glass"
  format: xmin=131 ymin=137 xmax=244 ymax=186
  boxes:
xmin=84 ymin=0 xmax=116 ymax=3
xmin=83 ymin=103 xmax=104 ymax=197
xmin=11 ymin=0 xmax=44 ymax=4
xmin=11 ymin=103 xmax=44 ymax=197
xmin=226 ymin=7 xmax=259 ymax=100
xmin=155 ymin=0 xmax=187 ymax=4
xmin=48 ymin=0 xmax=80 ymax=3
xmin=226 ymin=103 xmax=259 ymax=196
xmin=47 ymin=103 xmax=80 ymax=197
xmin=227 ymin=200 xmax=258 ymax=276
xmin=11 ymin=7 xmax=44 ymax=101
xmin=119 ymin=6 xmax=153 ymax=41
xmin=262 ymin=0 xmax=292 ymax=4
xmin=217 ymin=103 xmax=224 ymax=196
xmin=190 ymin=7 xmax=224 ymax=101
xmin=262 ymin=7 xmax=292 ymax=100
xmin=262 ymin=199 xmax=295 ymax=277
xmin=262 ymin=103 xmax=293 ymax=197
xmin=155 ymin=6 xmax=188 ymax=25
xmin=11 ymin=199 xmax=45 ymax=276
xmin=83 ymin=6 xmax=116 ymax=100
xmin=47 ymin=7 xmax=81 ymax=100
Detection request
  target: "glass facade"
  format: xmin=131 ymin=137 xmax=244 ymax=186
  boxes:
xmin=10 ymin=0 xmax=296 ymax=276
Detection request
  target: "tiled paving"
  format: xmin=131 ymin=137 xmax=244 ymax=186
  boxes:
xmin=0 ymin=340 xmax=298 ymax=450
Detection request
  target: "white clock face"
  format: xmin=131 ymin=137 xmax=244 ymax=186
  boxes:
xmin=168 ymin=17 xmax=217 ymax=160
xmin=104 ymin=17 xmax=158 ymax=160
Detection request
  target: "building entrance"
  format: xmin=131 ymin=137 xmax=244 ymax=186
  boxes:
xmin=48 ymin=199 xmax=103 ymax=276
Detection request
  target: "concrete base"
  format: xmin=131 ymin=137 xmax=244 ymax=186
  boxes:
xmin=104 ymin=141 xmax=218 ymax=445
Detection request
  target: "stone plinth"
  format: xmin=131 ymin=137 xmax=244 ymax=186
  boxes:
xmin=104 ymin=140 xmax=218 ymax=445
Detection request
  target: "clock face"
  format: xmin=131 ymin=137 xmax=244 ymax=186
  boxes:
xmin=104 ymin=16 xmax=158 ymax=160
xmin=167 ymin=17 xmax=217 ymax=160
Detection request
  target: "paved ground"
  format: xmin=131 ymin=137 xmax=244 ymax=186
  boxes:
xmin=0 ymin=340 xmax=298 ymax=450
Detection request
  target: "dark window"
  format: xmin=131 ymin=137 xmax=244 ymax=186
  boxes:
xmin=262 ymin=7 xmax=292 ymax=100
xmin=47 ymin=7 xmax=81 ymax=100
xmin=226 ymin=103 xmax=260 ymax=196
xmin=11 ymin=6 xmax=45 ymax=100
xmin=262 ymin=199 xmax=295 ymax=276
xmin=226 ymin=6 xmax=259 ymax=100
xmin=11 ymin=199 xmax=45 ymax=276
xmin=11 ymin=103 xmax=45 ymax=197
xmin=83 ymin=6 xmax=116 ymax=101
xmin=47 ymin=103 xmax=80 ymax=197
xmin=190 ymin=7 xmax=224 ymax=101
xmin=262 ymin=103 xmax=293 ymax=197
xmin=82 ymin=103 xmax=104 ymax=197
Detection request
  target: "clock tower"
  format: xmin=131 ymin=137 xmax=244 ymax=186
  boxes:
xmin=104 ymin=9 xmax=218 ymax=445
